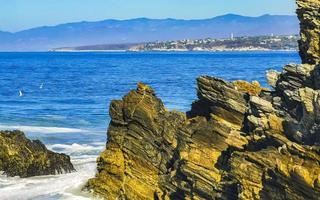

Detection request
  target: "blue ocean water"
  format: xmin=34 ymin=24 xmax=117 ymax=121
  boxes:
xmin=0 ymin=51 xmax=300 ymax=199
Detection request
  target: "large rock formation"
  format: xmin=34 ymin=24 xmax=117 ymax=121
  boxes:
xmin=0 ymin=130 xmax=75 ymax=177
xmin=297 ymin=0 xmax=320 ymax=64
xmin=86 ymin=0 xmax=320 ymax=199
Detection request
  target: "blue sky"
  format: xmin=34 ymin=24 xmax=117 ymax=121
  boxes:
xmin=1 ymin=0 xmax=296 ymax=32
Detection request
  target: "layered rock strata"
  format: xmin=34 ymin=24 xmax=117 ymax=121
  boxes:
xmin=86 ymin=0 xmax=320 ymax=199
xmin=0 ymin=130 xmax=75 ymax=177
xmin=297 ymin=0 xmax=320 ymax=64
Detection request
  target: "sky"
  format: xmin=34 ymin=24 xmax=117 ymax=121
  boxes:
xmin=0 ymin=0 xmax=296 ymax=32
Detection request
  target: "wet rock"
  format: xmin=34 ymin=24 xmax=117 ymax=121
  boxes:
xmin=0 ymin=130 xmax=75 ymax=178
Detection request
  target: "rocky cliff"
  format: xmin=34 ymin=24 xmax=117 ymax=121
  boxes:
xmin=0 ymin=130 xmax=75 ymax=177
xmin=86 ymin=0 xmax=320 ymax=199
xmin=297 ymin=0 xmax=320 ymax=64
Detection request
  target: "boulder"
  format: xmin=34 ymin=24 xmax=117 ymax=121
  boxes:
xmin=0 ymin=130 xmax=75 ymax=177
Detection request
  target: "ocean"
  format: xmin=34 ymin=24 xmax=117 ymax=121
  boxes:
xmin=0 ymin=51 xmax=300 ymax=199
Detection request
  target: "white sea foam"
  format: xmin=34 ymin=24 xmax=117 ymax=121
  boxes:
xmin=41 ymin=115 xmax=67 ymax=120
xmin=0 ymin=128 xmax=105 ymax=199
xmin=0 ymin=152 xmax=100 ymax=200
xmin=47 ymin=143 xmax=105 ymax=156
xmin=0 ymin=125 xmax=88 ymax=134
xmin=0 ymin=164 xmax=95 ymax=199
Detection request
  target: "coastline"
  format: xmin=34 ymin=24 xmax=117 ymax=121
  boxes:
xmin=0 ymin=49 xmax=305 ymax=199
xmin=48 ymin=49 xmax=298 ymax=53
xmin=48 ymin=49 xmax=128 ymax=53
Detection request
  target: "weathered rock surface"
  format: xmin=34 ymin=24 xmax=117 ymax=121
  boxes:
xmin=0 ymin=130 xmax=75 ymax=177
xmin=86 ymin=0 xmax=320 ymax=199
xmin=297 ymin=0 xmax=320 ymax=64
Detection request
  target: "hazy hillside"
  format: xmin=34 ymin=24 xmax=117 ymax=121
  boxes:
xmin=0 ymin=14 xmax=299 ymax=51
xmin=52 ymin=35 xmax=299 ymax=52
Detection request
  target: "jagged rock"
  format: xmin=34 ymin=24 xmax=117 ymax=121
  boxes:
xmin=297 ymin=0 xmax=320 ymax=64
xmin=86 ymin=84 xmax=187 ymax=199
xmin=250 ymin=96 xmax=274 ymax=114
xmin=284 ymin=87 xmax=320 ymax=145
xmin=276 ymin=64 xmax=315 ymax=93
xmin=86 ymin=82 xmax=250 ymax=199
xmin=86 ymin=78 xmax=320 ymax=199
xmin=194 ymin=76 xmax=248 ymax=128
xmin=86 ymin=0 xmax=320 ymax=199
xmin=229 ymin=142 xmax=320 ymax=200
xmin=0 ymin=130 xmax=75 ymax=177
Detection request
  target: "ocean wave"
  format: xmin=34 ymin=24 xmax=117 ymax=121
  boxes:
xmin=41 ymin=115 xmax=67 ymax=120
xmin=0 ymin=159 xmax=97 ymax=200
xmin=0 ymin=125 xmax=88 ymax=134
xmin=47 ymin=143 xmax=105 ymax=156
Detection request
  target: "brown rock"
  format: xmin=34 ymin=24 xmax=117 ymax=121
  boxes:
xmin=86 ymin=0 xmax=320 ymax=199
xmin=297 ymin=0 xmax=320 ymax=64
xmin=0 ymin=130 xmax=75 ymax=178
xmin=233 ymin=80 xmax=268 ymax=96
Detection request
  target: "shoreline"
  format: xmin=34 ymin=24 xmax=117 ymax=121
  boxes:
xmin=48 ymin=49 xmax=298 ymax=53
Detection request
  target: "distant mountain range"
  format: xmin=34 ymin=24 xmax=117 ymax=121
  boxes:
xmin=0 ymin=14 xmax=299 ymax=51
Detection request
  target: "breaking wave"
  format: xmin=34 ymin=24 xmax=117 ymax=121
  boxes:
xmin=0 ymin=125 xmax=88 ymax=134
xmin=0 ymin=142 xmax=105 ymax=199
